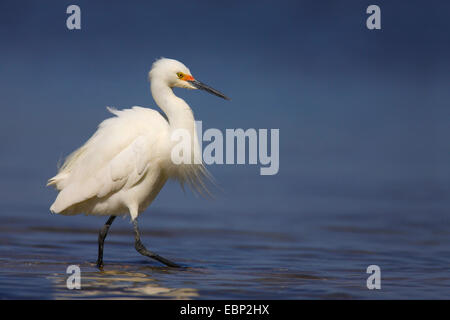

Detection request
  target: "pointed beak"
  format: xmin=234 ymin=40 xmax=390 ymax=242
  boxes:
xmin=188 ymin=79 xmax=230 ymax=101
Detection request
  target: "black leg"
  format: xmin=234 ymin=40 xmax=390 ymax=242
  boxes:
xmin=96 ymin=215 xmax=116 ymax=269
xmin=133 ymin=219 xmax=180 ymax=268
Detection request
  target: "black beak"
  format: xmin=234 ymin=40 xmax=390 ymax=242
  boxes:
xmin=188 ymin=80 xmax=230 ymax=101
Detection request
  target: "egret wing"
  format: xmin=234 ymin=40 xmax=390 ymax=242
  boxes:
xmin=49 ymin=107 xmax=168 ymax=214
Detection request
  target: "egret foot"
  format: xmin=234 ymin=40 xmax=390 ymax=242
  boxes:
xmin=96 ymin=215 xmax=116 ymax=269
xmin=133 ymin=219 xmax=181 ymax=268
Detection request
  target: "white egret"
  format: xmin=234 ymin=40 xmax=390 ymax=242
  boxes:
xmin=47 ymin=58 xmax=229 ymax=268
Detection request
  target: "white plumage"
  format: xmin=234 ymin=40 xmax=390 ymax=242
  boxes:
xmin=48 ymin=58 xmax=227 ymax=222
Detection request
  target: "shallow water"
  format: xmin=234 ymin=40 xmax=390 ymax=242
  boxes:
xmin=1 ymin=0 xmax=450 ymax=301
xmin=1 ymin=195 xmax=449 ymax=299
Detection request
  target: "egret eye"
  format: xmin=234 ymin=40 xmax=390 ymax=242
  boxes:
xmin=177 ymin=72 xmax=184 ymax=79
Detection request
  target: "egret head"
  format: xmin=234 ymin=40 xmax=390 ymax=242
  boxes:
xmin=149 ymin=58 xmax=230 ymax=100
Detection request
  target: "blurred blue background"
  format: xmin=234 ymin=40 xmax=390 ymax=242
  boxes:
xmin=0 ymin=0 xmax=449 ymax=299
xmin=0 ymin=0 xmax=448 ymax=217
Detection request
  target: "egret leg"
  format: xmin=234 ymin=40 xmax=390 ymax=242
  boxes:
xmin=132 ymin=219 xmax=180 ymax=268
xmin=96 ymin=215 xmax=116 ymax=269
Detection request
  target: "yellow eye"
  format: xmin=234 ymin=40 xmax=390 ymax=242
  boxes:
xmin=176 ymin=72 xmax=184 ymax=79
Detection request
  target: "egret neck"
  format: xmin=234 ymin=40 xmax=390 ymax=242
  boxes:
xmin=151 ymin=79 xmax=195 ymax=132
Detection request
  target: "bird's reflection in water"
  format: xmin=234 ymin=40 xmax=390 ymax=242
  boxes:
xmin=50 ymin=266 xmax=199 ymax=299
